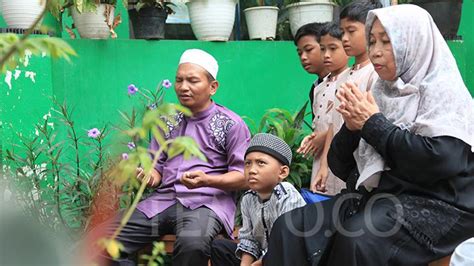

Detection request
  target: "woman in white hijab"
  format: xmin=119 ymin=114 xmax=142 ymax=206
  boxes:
xmin=264 ymin=4 xmax=474 ymax=266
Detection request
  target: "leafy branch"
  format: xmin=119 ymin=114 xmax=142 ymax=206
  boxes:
xmin=0 ymin=0 xmax=76 ymax=73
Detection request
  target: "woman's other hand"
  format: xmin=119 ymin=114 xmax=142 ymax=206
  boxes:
xmin=336 ymin=81 xmax=380 ymax=131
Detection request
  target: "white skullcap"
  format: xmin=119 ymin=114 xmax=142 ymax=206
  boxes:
xmin=179 ymin=49 xmax=219 ymax=79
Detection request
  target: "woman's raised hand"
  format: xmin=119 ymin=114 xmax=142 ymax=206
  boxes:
xmin=336 ymin=81 xmax=379 ymax=131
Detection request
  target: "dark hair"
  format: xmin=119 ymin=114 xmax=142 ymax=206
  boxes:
xmin=293 ymin=22 xmax=327 ymax=45
xmin=339 ymin=0 xmax=383 ymax=23
xmin=318 ymin=22 xmax=343 ymax=42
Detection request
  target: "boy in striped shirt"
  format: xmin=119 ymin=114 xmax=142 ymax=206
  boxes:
xmin=210 ymin=133 xmax=306 ymax=266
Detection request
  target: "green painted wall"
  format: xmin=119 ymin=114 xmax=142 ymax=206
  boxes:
xmin=51 ymin=40 xmax=313 ymax=127
xmin=1 ymin=55 xmax=55 ymax=160
xmin=458 ymin=0 xmax=474 ymax=92
xmin=0 ymin=40 xmax=316 ymax=159
xmin=1 ymin=2 xmax=474 ymax=162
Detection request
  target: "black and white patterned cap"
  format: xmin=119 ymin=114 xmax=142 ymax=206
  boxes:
xmin=245 ymin=133 xmax=292 ymax=166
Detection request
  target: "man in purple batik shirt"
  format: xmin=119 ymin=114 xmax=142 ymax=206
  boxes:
xmin=103 ymin=49 xmax=250 ymax=266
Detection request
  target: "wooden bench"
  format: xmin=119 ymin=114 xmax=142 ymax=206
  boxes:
xmin=137 ymin=228 xmax=240 ymax=265
xmin=140 ymin=231 xmax=451 ymax=265
xmin=428 ymin=256 xmax=451 ymax=266
xmin=159 ymin=227 xmax=240 ymax=255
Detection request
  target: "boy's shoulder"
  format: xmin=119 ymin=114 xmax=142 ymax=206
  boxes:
xmin=315 ymin=73 xmax=331 ymax=87
xmin=277 ymin=182 xmax=300 ymax=196
xmin=336 ymin=67 xmax=351 ymax=81
xmin=241 ymin=190 xmax=259 ymax=205
xmin=242 ymin=182 xmax=300 ymax=202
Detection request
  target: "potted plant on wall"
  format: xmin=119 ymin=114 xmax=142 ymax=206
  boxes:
xmin=127 ymin=0 xmax=175 ymax=40
xmin=186 ymin=0 xmax=238 ymax=41
xmin=0 ymin=0 xmax=46 ymax=29
xmin=284 ymin=0 xmax=336 ymax=37
xmin=242 ymin=0 xmax=280 ymax=40
xmin=396 ymin=0 xmax=463 ymax=40
xmin=0 ymin=0 xmax=67 ymax=35
xmin=67 ymin=0 xmax=120 ymax=39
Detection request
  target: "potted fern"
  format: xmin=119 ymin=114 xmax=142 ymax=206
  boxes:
xmin=127 ymin=0 xmax=175 ymax=39
xmin=68 ymin=0 xmax=119 ymax=39
xmin=245 ymin=102 xmax=312 ymax=189
xmin=242 ymin=0 xmax=280 ymax=40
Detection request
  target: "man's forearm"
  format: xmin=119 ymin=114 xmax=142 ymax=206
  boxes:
xmin=207 ymin=171 xmax=248 ymax=191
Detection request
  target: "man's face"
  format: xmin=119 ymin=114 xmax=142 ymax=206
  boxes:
xmin=175 ymin=63 xmax=218 ymax=114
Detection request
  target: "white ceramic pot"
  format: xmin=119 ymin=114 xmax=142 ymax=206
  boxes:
xmin=244 ymin=6 xmax=279 ymax=40
xmin=287 ymin=1 xmax=335 ymax=36
xmin=0 ymin=0 xmax=45 ymax=29
xmin=71 ymin=4 xmax=115 ymax=39
xmin=186 ymin=0 xmax=237 ymax=41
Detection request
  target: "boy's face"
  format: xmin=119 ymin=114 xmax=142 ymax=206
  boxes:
xmin=340 ymin=18 xmax=367 ymax=57
xmin=175 ymin=63 xmax=218 ymax=114
xmin=320 ymin=34 xmax=349 ymax=75
xmin=296 ymin=35 xmax=326 ymax=75
xmin=244 ymin=151 xmax=289 ymax=195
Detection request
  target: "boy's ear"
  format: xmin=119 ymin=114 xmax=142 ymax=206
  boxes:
xmin=279 ymin=165 xmax=290 ymax=181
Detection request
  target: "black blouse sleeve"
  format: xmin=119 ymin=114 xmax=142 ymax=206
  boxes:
xmin=328 ymin=124 xmax=361 ymax=182
xmin=361 ymin=113 xmax=469 ymax=185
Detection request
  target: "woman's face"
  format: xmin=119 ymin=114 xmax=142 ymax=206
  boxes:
xmin=368 ymin=19 xmax=397 ymax=81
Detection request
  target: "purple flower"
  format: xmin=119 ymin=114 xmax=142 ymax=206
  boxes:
xmin=87 ymin=128 xmax=101 ymax=138
xmin=162 ymin=79 xmax=172 ymax=89
xmin=128 ymin=84 xmax=138 ymax=95
xmin=121 ymin=153 xmax=129 ymax=160
xmin=148 ymin=103 xmax=157 ymax=110
xmin=127 ymin=142 xmax=136 ymax=150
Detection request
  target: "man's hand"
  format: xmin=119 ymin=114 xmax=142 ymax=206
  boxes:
xmin=180 ymin=170 xmax=210 ymax=189
xmin=251 ymin=259 xmax=262 ymax=266
xmin=136 ymin=167 xmax=162 ymax=188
